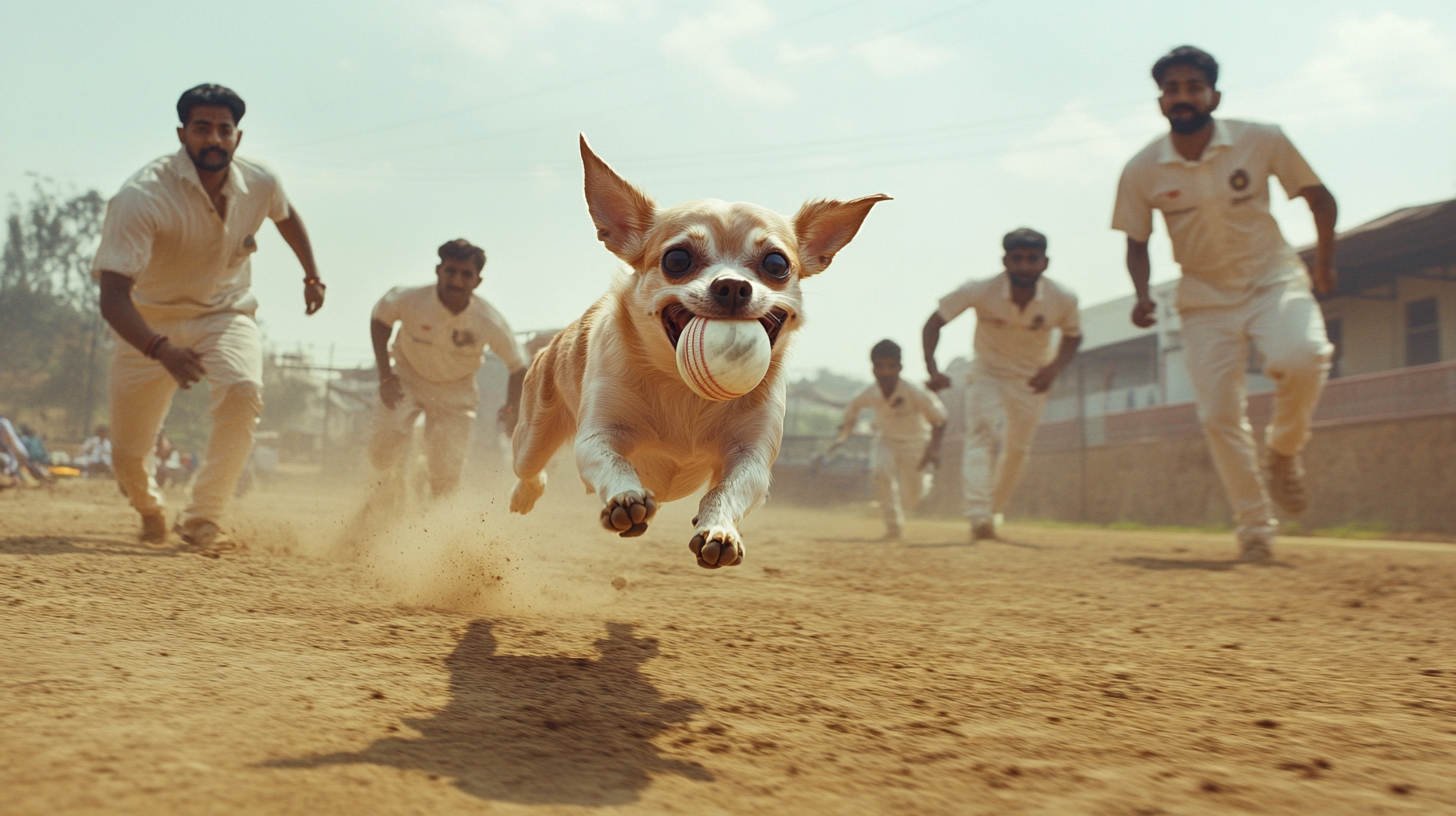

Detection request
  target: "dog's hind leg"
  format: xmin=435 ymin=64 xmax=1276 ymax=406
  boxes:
xmin=509 ymin=356 xmax=575 ymax=515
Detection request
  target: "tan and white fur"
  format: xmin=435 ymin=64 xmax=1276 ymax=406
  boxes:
xmin=509 ymin=136 xmax=888 ymax=569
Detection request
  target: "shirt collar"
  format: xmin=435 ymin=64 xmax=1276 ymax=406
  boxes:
xmin=166 ymin=148 xmax=247 ymax=198
xmin=1156 ymin=118 xmax=1233 ymax=166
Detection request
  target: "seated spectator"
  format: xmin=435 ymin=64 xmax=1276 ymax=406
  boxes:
xmin=77 ymin=424 xmax=114 ymax=477
xmin=0 ymin=416 xmax=50 ymax=484
xmin=18 ymin=425 xmax=50 ymax=466
xmin=0 ymin=417 xmax=26 ymax=480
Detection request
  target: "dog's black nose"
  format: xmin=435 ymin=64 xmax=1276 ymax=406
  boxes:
xmin=710 ymin=276 xmax=753 ymax=311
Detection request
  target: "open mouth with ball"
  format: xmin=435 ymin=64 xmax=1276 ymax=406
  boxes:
xmin=661 ymin=302 xmax=785 ymax=401
xmin=661 ymin=302 xmax=789 ymax=350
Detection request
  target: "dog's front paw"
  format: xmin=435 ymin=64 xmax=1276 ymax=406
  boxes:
xmin=689 ymin=524 xmax=743 ymax=569
xmin=601 ymin=489 xmax=657 ymax=538
xmin=510 ymin=473 xmax=547 ymax=514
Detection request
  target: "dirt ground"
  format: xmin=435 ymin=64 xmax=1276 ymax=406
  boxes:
xmin=2 ymin=468 xmax=1453 ymax=816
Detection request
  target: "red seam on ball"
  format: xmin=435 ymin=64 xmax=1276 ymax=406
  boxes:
xmin=688 ymin=320 xmax=735 ymax=400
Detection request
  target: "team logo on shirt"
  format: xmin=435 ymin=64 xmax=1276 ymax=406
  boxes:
xmin=1229 ymin=169 xmax=1250 ymax=191
xmin=451 ymin=329 xmax=477 ymax=348
xmin=1029 ymin=314 xmax=1046 ymax=330
xmin=891 ymin=396 xmax=905 ymax=408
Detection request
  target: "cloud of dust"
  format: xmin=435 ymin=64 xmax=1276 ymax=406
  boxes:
xmin=229 ymin=452 xmax=623 ymax=616
xmin=339 ymin=467 xmax=619 ymax=617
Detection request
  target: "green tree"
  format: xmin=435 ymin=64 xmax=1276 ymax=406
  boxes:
xmin=0 ymin=178 xmax=108 ymax=439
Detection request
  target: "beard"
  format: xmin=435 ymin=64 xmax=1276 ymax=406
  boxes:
xmin=1008 ymin=272 xmax=1040 ymax=290
xmin=1166 ymin=104 xmax=1212 ymax=135
xmin=189 ymin=146 xmax=232 ymax=172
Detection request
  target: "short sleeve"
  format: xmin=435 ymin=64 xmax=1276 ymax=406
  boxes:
xmin=1110 ymin=162 xmax=1154 ymax=243
xmin=480 ymin=303 xmax=527 ymax=372
xmin=90 ymin=189 xmax=156 ymax=278
xmin=841 ymin=387 xmax=872 ymax=427
xmin=371 ymin=287 xmax=406 ymax=324
xmin=1058 ymin=290 xmax=1082 ymax=338
xmin=267 ymin=175 xmax=292 ymax=222
xmin=936 ymin=280 xmax=982 ymax=323
xmin=1267 ymin=125 xmax=1321 ymax=199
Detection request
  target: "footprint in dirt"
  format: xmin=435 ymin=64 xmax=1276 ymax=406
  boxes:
xmin=265 ymin=621 xmax=712 ymax=805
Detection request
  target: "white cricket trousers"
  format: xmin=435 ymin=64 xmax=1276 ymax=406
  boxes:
xmin=368 ymin=358 xmax=478 ymax=497
xmin=110 ymin=312 xmax=263 ymax=525
xmin=1180 ymin=278 xmax=1332 ymax=533
xmin=871 ymin=436 xmax=930 ymax=532
xmin=961 ymin=372 xmax=1048 ymax=519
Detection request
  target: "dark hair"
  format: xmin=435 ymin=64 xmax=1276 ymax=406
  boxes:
xmin=1152 ymin=46 xmax=1219 ymax=88
xmin=1002 ymin=228 xmax=1047 ymax=253
xmin=870 ymin=339 xmax=901 ymax=362
xmin=177 ymin=84 xmax=246 ymax=125
xmin=438 ymin=238 xmax=486 ymax=272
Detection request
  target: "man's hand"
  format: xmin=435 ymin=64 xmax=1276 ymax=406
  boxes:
xmin=304 ymin=280 xmax=326 ymax=315
xmin=155 ymin=343 xmax=206 ymax=388
xmin=1028 ymin=364 xmax=1062 ymax=394
xmin=497 ymin=402 xmax=519 ymax=433
xmin=919 ymin=448 xmax=940 ymax=471
xmin=1299 ymin=184 xmax=1338 ymax=297
xmin=926 ymin=371 xmax=953 ymax=392
xmin=1131 ymin=297 xmax=1157 ymax=328
xmin=379 ymin=373 xmax=404 ymax=409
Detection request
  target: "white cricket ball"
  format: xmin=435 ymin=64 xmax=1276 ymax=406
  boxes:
xmin=675 ymin=317 xmax=773 ymax=401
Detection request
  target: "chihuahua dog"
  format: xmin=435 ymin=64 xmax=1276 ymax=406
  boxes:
xmin=509 ymin=136 xmax=888 ymax=569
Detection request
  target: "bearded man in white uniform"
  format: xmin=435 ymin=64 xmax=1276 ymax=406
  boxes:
xmin=369 ymin=239 xmax=527 ymax=497
xmin=94 ymin=84 xmax=325 ymax=552
xmin=831 ymin=339 xmax=947 ymax=540
xmin=923 ymin=228 xmax=1082 ymax=542
xmin=1112 ymin=46 xmax=1338 ymax=562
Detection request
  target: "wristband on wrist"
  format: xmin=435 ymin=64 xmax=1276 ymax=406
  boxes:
xmin=144 ymin=335 xmax=169 ymax=359
xmin=304 ymin=276 xmax=324 ymax=287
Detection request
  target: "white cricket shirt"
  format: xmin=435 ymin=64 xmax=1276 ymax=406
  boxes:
xmin=91 ymin=149 xmax=292 ymax=323
xmin=843 ymin=379 xmax=947 ymax=443
xmin=372 ymin=284 xmax=527 ymax=383
xmin=1111 ymin=119 xmax=1323 ymax=311
xmin=937 ymin=273 xmax=1081 ymax=381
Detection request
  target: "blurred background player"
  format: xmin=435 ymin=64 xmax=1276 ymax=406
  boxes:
xmin=1112 ymin=46 xmax=1337 ymax=562
xmin=923 ymin=228 xmax=1081 ymax=542
xmin=369 ymin=239 xmax=527 ymax=497
xmin=829 ymin=339 xmax=946 ymax=540
xmin=93 ymin=83 xmax=326 ymax=550
xmin=76 ymin=424 xmax=113 ymax=477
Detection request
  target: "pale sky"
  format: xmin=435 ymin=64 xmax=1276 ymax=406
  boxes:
xmin=4 ymin=0 xmax=1455 ymax=380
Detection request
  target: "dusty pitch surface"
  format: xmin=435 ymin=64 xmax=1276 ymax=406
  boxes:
xmin=2 ymin=475 xmax=1453 ymax=816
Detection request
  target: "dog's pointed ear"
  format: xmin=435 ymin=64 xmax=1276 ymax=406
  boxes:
xmin=792 ymin=194 xmax=891 ymax=278
xmin=581 ymin=134 xmax=656 ymax=266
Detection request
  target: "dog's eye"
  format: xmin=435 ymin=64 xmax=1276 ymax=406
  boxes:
xmin=762 ymin=252 xmax=790 ymax=279
xmin=662 ymin=249 xmax=693 ymax=276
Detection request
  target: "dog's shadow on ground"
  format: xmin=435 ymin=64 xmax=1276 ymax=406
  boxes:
xmin=1112 ymin=556 xmax=1293 ymax=571
xmin=266 ymin=621 xmax=711 ymax=806
xmin=0 ymin=535 xmax=174 ymax=558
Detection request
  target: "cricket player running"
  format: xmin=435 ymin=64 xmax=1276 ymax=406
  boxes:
xmin=1112 ymin=46 xmax=1337 ymax=562
xmin=94 ymin=84 xmax=325 ymax=552
xmin=923 ymin=228 xmax=1082 ymax=542
xmin=368 ymin=239 xmax=527 ymax=497
xmin=830 ymin=340 xmax=947 ymax=541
